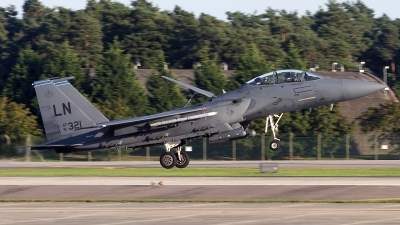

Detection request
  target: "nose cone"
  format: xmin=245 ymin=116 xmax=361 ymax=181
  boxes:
xmin=341 ymin=79 xmax=386 ymax=101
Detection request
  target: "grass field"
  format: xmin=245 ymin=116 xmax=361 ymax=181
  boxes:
xmin=0 ymin=168 xmax=400 ymax=176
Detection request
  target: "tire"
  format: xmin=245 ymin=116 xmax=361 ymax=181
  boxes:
xmin=175 ymin=151 xmax=190 ymax=169
xmin=160 ymin=152 xmax=177 ymax=169
xmin=269 ymin=140 xmax=280 ymax=151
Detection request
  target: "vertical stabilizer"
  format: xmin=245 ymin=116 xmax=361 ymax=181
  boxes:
xmin=54 ymin=79 xmax=109 ymax=123
xmin=33 ymin=78 xmax=99 ymax=142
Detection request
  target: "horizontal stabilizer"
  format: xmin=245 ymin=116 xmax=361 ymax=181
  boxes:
xmin=161 ymin=76 xmax=216 ymax=98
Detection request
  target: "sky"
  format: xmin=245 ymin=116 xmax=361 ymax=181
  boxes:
xmin=1 ymin=0 xmax=400 ymax=20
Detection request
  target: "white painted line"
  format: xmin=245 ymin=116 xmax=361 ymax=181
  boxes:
xmin=216 ymin=212 xmax=330 ymax=225
xmin=0 ymin=213 xmax=104 ymax=225
xmin=340 ymin=216 xmax=400 ymax=225
xmin=97 ymin=211 xmax=221 ymax=225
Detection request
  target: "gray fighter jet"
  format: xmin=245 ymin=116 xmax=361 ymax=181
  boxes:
xmin=31 ymin=69 xmax=385 ymax=168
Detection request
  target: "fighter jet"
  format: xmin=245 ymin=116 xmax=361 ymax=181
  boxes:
xmin=31 ymin=69 xmax=385 ymax=168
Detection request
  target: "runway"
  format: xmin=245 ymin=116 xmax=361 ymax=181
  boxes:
xmin=0 ymin=177 xmax=400 ymax=200
xmin=1 ymin=160 xmax=400 ymax=169
xmin=0 ymin=202 xmax=400 ymax=225
xmin=1 ymin=162 xmax=399 ymax=224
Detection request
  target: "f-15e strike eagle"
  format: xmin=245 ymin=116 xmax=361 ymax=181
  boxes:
xmin=31 ymin=69 xmax=385 ymax=168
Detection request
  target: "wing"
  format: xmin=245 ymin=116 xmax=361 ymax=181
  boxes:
xmin=91 ymin=106 xmax=218 ymax=137
xmin=95 ymin=107 xmax=208 ymax=128
xmin=161 ymin=76 xmax=216 ymax=98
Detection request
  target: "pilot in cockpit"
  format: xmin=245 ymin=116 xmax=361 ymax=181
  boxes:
xmin=285 ymin=72 xmax=292 ymax=82
xmin=254 ymin=77 xmax=262 ymax=85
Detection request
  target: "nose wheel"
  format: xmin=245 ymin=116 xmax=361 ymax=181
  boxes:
xmin=269 ymin=140 xmax=280 ymax=151
xmin=265 ymin=114 xmax=283 ymax=151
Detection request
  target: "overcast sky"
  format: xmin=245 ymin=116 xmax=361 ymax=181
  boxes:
xmin=2 ymin=0 xmax=399 ymax=20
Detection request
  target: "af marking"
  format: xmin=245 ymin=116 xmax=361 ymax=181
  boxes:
xmin=53 ymin=102 xmax=72 ymax=117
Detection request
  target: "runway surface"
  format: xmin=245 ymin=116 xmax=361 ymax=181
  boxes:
xmin=1 ymin=161 xmax=399 ymax=224
xmin=0 ymin=177 xmax=400 ymax=200
xmin=1 ymin=160 xmax=400 ymax=169
xmin=0 ymin=202 xmax=400 ymax=225
xmin=1 ymin=176 xmax=400 ymax=186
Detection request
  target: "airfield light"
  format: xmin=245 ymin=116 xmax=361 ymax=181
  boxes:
xmin=221 ymin=62 xmax=228 ymax=71
xmin=309 ymin=64 xmax=319 ymax=71
xmin=384 ymin=66 xmax=389 ymax=95
xmin=332 ymin=63 xmax=337 ymax=72
xmin=359 ymin=62 xmax=365 ymax=73
xmin=339 ymin=64 xmax=345 ymax=72
xmin=134 ymin=61 xmax=141 ymax=69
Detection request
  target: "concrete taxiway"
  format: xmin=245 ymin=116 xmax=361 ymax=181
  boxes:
xmin=0 ymin=202 xmax=400 ymax=225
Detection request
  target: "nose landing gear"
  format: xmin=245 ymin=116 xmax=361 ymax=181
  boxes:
xmin=265 ymin=114 xmax=283 ymax=151
xmin=160 ymin=140 xmax=190 ymax=169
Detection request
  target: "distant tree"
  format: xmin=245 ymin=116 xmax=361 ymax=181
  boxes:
xmin=283 ymin=41 xmax=307 ymax=70
xmin=41 ymin=41 xmax=85 ymax=92
xmin=364 ymin=15 xmax=400 ymax=77
xmin=197 ymin=13 xmax=234 ymax=64
xmin=91 ymin=39 xmax=152 ymax=119
xmin=0 ymin=8 xmax=9 ymax=91
xmin=2 ymin=45 xmax=43 ymax=117
xmin=227 ymin=11 xmax=284 ymax=67
xmin=229 ymin=43 xmax=274 ymax=90
xmin=358 ymin=102 xmax=400 ymax=154
xmin=21 ymin=0 xmax=47 ymax=45
xmin=165 ymin=6 xmax=199 ymax=69
xmin=69 ymin=10 xmax=103 ymax=68
xmin=147 ymin=50 xmax=186 ymax=112
xmin=85 ymin=0 xmax=131 ymax=46
xmin=193 ymin=46 xmax=227 ymax=102
xmin=123 ymin=0 xmax=167 ymax=68
xmin=0 ymin=97 xmax=41 ymax=142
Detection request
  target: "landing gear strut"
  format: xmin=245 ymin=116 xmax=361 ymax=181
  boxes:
xmin=175 ymin=147 xmax=189 ymax=169
xmin=266 ymin=114 xmax=283 ymax=151
xmin=160 ymin=141 xmax=190 ymax=169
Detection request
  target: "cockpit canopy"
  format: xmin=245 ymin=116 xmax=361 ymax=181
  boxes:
xmin=246 ymin=69 xmax=322 ymax=85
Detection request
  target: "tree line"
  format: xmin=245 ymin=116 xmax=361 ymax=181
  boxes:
xmin=1 ymin=0 xmax=398 ymax=144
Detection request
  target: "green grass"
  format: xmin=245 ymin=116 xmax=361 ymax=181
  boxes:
xmin=0 ymin=168 xmax=400 ymax=176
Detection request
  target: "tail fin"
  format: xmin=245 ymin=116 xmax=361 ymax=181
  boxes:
xmin=33 ymin=77 xmax=107 ymax=142
xmin=54 ymin=78 xmax=108 ymax=124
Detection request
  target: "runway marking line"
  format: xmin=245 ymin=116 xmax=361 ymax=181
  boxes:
xmin=0 ymin=212 xmax=107 ymax=225
xmin=339 ymin=216 xmax=400 ymax=225
xmin=215 ymin=212 xmax=332 ymax=225
xmin=95 ymin=211 xmax=222 ymax=225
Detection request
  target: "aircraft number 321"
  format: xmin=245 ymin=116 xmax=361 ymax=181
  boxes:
xmin=62 ymin=121 xmax=82 ymax=131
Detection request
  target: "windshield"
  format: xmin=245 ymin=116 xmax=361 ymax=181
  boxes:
xmin=246 ymin=69 xmax=322 ymax=85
